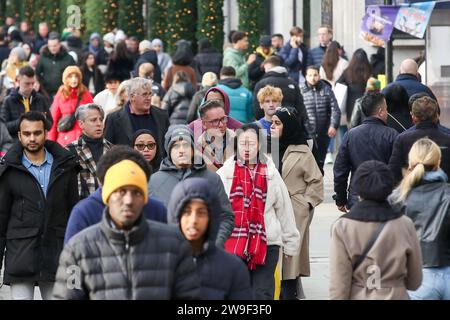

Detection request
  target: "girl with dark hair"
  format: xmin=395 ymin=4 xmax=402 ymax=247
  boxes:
xmin=337 ymin=48 xmax=372 ymax=123
xmin=80 ymin=52 xmax=105 ymax=96
xmin=162 ymin=40 xmax=197 ymax=91
xmin=132 ymin=129 xmax=161 ymax=173
xmin=319 ymin=41 xmax=348 ymax=88
xmin=105 ymin=41 xmax=134 ymax=82
xmin=270 ymin=107 xmax=324 ymax=300
xmin=384 ymin=83 xmax=413 ymax=133
xmin=216 ymin=123 xmax=300 ymax=300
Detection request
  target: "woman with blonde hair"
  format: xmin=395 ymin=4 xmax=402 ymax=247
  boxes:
xmin=391 ymin=138 xmax=450 ymax=300
xmin=48 ymin=66 xmax=93 ymax=146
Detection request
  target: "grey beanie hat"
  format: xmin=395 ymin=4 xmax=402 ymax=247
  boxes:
xmin=164 ymin=124 xmax=195 ymax=155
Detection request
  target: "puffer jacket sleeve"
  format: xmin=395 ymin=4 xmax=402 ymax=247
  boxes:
xmin=0 ymin=122 xmax=12 ymax=155
xmin=173 ymin=235 xmax=201 ymax=299
xmin=329 ymin=219 xmax=352 ymax=300
xmin=213 ymin=173 xmax=235 ymax=248
xmin=272 ymin=171 xmax=300 ymax=256
xmin=52 ymin=243 xmax=88 ymax=300
xmin=328 ymin=86 xmax=341 ymax=129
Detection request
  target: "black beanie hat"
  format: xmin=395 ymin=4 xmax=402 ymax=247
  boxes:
xmin=353 ymin=160 xmax=394 ymax=202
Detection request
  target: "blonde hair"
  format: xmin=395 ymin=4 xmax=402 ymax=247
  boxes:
xmin=138 ymin=62 xmax=154 ymax=78
xmin=395 ymin=138 xmax=441 ymax=202
xmin=201 ymin=72 xmax=218 ymax=87
xmin=116 ymin=79 xmax=131 ymax=109
xmin=257 ymin=85 xmax=283 ymax=104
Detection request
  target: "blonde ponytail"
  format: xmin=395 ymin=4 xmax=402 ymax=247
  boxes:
xmin=393 ymin=138 xmax=441 ymax=203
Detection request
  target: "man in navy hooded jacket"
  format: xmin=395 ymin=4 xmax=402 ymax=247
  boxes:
xmin=64 ymin=145 xmax=166 ymax=244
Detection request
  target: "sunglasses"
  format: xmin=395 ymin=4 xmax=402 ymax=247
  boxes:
xmin=134 ymin=142 xmax=156 ymax=151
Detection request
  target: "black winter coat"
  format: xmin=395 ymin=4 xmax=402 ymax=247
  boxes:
xmin=301 ymin=80 xmax=340 ymax=136
xmin=161 ymin=81 xmax=196 ymax=125
xmin=388 ymin=122 xmax=450 ymax=184
xmin=0 ymin=89 xmax=52 ymax=138
xmin=81 ymin=67 xmax=105 ymax=96
xmin=53 ymin=211 xmax=200 ymax=299
xmin=133 ymin=50 xmax=162 ymax=83
xmin=104 ymin=103 xmax=170 ymax=158
xmin=167 ymin=178 xmax=253 ymax=300
xmin=253 ymin=67 xmax=311 ymax=137
xmin=401 ymin=179 xmax=450 ymax=268
xmin=337 ymin=73 xmax=367 ymax=123
xmin=334 ymin=117 xmax=398 ymax=208
xmin=105 ymin=56 xmax=134 ymax=83
xmin=194 ymin=48 xmax=223 ymax=79
xmin=0 ymin=141 xmax=79 ymax=284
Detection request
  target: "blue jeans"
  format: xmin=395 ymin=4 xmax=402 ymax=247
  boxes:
xmin=409 ymin=266 xmax=450 ymax=300
xmin=328 ymin=125 xmax=348 ymax=153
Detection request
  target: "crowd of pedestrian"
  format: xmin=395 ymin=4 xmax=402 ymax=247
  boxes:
xmin=0 ymin=16 xmax=448 ymax=301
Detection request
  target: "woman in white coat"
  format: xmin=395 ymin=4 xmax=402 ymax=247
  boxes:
xmin=216 ymin=123 xmax=300 ymax=300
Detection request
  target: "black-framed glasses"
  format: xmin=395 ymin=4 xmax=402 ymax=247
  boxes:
xmin=134 ymin=142 xmax=156 ymax=151
xmin=204 ymin=115 xmax=229 ymax=127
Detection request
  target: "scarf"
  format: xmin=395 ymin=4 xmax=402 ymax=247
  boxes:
xmin=225 ymin=161 xmax=268 ymax=270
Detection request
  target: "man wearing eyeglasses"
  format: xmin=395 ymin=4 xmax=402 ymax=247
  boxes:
xmin=66 ymin=103 xmax=113 ymax=199
xmin=104 ymin=77 xmax=170 ymax=158
xmin=148 ymin=124 xmax=235 ymax=248
xmin=197 ymin=100 xmax=236 ymax=172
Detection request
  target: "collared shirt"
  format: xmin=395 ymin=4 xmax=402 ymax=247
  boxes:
xmin=22 ymin=148 xmax=54 ymax=197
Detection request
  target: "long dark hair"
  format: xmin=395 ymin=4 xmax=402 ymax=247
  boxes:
xmin=344 ymin=48 xmax=372 ymax=84
xmin=111 ymin=41 xmax=131 ymax=61
xmin=321 ymin=41 xmax=341 ymax=81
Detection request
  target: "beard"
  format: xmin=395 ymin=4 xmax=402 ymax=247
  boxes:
xmin=24 ymin=142 xmax=44 ymax=154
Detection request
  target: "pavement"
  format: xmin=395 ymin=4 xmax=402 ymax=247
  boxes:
xmin=0 ymin=163 xmax=340 ymax=300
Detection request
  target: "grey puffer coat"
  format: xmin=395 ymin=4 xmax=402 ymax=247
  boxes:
xmin=52 ymin=211 xmax=200 ymax=300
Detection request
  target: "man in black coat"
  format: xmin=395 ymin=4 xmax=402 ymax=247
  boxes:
xmin=389 ymin=96 xmax=450 ymax=184
xmin=333 ymin=92 xmax=398 ymax=211
xmin=253 ymin=56 xmax=310 ymax=137
xmin=0 ymin=66 xmax=52 ymax=139
xmin=104 ymin=77 xmax=170 ymax=158
xmin=52 ymin=157 xmax=200 ymax=299
xmin=0 ymin=111 xmax=79 ymax=300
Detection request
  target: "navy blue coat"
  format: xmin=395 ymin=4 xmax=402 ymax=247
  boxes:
xmin=382 ymin=74 xmax=437 ymax=100
xmin=306 ymin=46 xmax=327 ymax=68
xmin=278 ymin=41 xmax=309 ymax=83
xmin=167 ymin=177 xmax=253 ymax=300
xmin=64 ymin=187 xmax=167 ymax=244
xmin=334 ymin=117 xmax=398 ymax=208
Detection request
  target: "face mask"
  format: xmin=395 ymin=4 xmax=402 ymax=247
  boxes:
xmin=105 ymin=47 xmax=113 ymax=54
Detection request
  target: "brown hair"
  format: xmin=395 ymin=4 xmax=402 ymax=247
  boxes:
xmin=321 ymin=41 xmax=341 ymax=81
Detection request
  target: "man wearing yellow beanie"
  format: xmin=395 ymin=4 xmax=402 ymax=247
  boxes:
xmin=53 ymin=159 xmax=201 ymax=299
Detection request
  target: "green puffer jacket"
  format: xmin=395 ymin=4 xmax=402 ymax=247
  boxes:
xmin=36 ymin=45 xmax=76 ymax=96
xmin=223 ymin=47 xmax=249 ymax=89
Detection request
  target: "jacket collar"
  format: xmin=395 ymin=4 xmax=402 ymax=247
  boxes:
xmin=362 ymin=116 xmax=387 ymax=126
xmin=281 ymin=145 xmax=310 ymax=179
xmin=396 ymin=73 xmax=419 ymax=82
xmin=118 ymin=103 xmax=134 ymax=142
xmin=343 ymin=200 xmax=403 ymax=222
xmin=100 ymin=208 xmax=148 ymax=245
xmin=416 ymin=121 xmax=438 ymax=130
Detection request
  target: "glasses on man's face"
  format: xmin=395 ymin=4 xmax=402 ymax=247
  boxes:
xmin=137 ymin=91 xmax=152 ymax=98
xmin=134 ymin=142 xmax=156 ymax=151
xmin=204 ymin=115 xmax=228 ymax=127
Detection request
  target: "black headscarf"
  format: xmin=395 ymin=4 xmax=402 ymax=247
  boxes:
xmin=131 ymin=129 xmax=162 ymax=172
xmin=273 ymin=107 xmax=308 ymax=172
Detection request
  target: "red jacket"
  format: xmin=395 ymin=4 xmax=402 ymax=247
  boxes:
xmin=48 ymin=89 xmax=93 ymax=146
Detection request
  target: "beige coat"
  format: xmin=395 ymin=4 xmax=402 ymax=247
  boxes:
xmin=329 ymin=215 xmax=423 ymax=300
xmin=281 ymin=145 xmax=324 ymax=279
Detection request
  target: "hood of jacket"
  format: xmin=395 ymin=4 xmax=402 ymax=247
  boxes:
xmin=263 ymin=66 xmax=288 ymax=78
xmin=166 ymin=177 xmax=220 ymax=254
xmin=203 ymin=86 xmax=231 ymax=116
xmin=218 ymin=77 xmax=243 ymax=89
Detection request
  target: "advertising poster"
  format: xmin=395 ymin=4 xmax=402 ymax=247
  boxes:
xmin=394 ymin=1 xmax=436 ymax=38
xmin=361 ymin=5 xmax=400 ymax=47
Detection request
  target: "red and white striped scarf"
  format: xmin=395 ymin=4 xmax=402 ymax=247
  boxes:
xmin=225 ymin=161 xmax=268 ymax=270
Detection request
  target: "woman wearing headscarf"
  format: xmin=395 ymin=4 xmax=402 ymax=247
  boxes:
xmin=330 ymin=160 xmax=422 ymax=300
xmin=132 ymin=129 xmax=162 ymax=173
xmin=152 ymin=38 xmax=172 ymax=78
xmin=216 ymin=123 xmax=300 ymax=300
xmin=270 ymin=107 xmax=324 ymax=300
xmin=48 ymin=66 xmax=93 ymax=146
